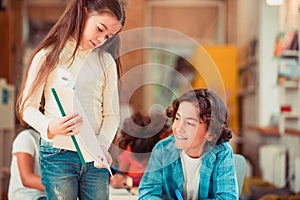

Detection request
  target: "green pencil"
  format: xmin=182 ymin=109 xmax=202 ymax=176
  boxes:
xmin=51 ymin=88 xmax=85 ymax=164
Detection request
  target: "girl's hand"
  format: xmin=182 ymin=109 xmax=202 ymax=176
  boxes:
xmin=94 ymin=146 xmax=112 ymax=168
xmin=47 ymin=113 xmax=83 ymax=139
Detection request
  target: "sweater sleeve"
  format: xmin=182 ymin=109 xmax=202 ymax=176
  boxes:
xmin=22 ymin=50 xmax=53 ymax=140
xmin=96 ymin=53 xmax=120 ymax=150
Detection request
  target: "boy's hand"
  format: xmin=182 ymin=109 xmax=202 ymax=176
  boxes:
xmin=110 ymin=174 xmax=132 ymax=189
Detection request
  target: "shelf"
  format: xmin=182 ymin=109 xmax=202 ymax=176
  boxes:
xmin=280 ymin=112 xmax=300 ymax=119
xmin=285 ymin=128 xmax=300 ymax=137
xmin=246 ymin=125 xmax=280 ymax=136
xmin=279 ymin=50 xmax=299 ymax=58
xmin=246 ymin=125 xmax=300 ymax=137
xmin=279 ymin=81 xmax=299 ymax=89
xmin=278 ymin=66 xmax=300 ymax=134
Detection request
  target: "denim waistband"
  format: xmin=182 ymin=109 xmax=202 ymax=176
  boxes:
xmin=40 ymin=138 xmax=54 ymax=147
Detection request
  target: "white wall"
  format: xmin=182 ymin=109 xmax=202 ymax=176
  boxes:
xmin=258 ymin=1 xmax=280 ymax=126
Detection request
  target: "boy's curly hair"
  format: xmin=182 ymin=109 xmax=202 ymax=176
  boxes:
xmin=166 ymin=88 xmax=232 ymax=146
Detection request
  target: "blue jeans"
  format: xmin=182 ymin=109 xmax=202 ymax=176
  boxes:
xmin=39 ymin=139 xmax=109 ymax=200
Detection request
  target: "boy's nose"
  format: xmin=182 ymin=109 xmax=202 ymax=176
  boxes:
xmin=177 ymin=122 xmax=185 ymax=132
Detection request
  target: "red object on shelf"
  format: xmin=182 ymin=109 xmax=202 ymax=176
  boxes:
xmin=281 ymin=105 xmax=292 ymax=112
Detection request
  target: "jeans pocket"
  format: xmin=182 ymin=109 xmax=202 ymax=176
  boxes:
xmin=40 ymin=139 xmax=62 ymax=158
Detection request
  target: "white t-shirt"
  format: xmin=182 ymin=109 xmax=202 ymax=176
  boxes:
xmin=181 ymin=151 xmax=202 ymax=200
xmin=8 ymin=129 xmax=46 ymax=200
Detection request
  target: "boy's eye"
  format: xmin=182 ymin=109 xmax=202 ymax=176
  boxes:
xmin=187 ymin=121 xmax=195 ymax=126
xmin=98 ymin=27 xmax=103 ymax=32
xmin=175 ymin=117 xmax=179 ymax=121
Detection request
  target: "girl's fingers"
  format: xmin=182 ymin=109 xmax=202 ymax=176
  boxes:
xmin=67 ymin=129 xmax=78 ymax=135
xmin=61 ymin=113 xmax=79 ymax=122
xmin=65 ymin=115 xmax=81 ymax=125
xmin=94 ymin=162 xmax=107 ymax=168
xmin=66 ymin=126 xmax=80 ymax=135
xmin=66 ymin=119 xmax=83 ymax=131
xmin=48 ymin=115 xmax=82 ymax=136
xmin=62 ymin=114 xmax=83 ymax=133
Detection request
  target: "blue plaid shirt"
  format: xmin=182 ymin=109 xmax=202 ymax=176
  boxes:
xmin=138 ymin=136 xmax=238 ymax=200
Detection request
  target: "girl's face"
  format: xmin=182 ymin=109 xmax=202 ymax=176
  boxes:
xmin=172 ymin=101 xmax=208 ymax=158
xmin=80 ymin=11 xmax=122 ymax=50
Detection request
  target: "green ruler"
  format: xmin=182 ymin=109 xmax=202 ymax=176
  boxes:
xmin=51 ymin=88 xmax=85 ymax=164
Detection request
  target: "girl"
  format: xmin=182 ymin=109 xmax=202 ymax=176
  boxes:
xmin=138 ymin=89 xmax=238 ymax=200
xmin=110 ymin=111 xmax=171 ymax=189
xmin=16 ymin=0 xmax=125 ymax=199
xmin=8 ymin=129 xmax=46 ymax=200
